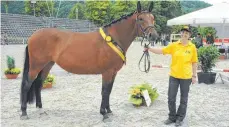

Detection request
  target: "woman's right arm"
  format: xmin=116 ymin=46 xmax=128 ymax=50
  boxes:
xmin=148 ymin=47 xmax=163 ymax=54
xmin=145 ymin=43 xmax=173 ymax=55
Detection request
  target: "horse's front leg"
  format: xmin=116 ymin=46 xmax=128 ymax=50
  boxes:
xmin=100 ymin=71 xmax=117 ymax=121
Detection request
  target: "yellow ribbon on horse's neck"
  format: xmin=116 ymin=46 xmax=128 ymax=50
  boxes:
xmin=99 ymin=27 xmax=126 ymax=62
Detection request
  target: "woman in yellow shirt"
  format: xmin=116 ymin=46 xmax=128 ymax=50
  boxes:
xmin=145 ymin=26 xmax=198 ymax=127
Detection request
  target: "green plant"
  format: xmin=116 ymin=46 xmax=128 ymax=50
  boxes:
xmin=6 ymin=55 xmax=15 ymax=69
xmin=197 ymin=45 xmax=220 ymax=73
xmin=4 ymin=56 xmax=21 ymax=74
xmin=43 ymin=74 xmax=55 ymax=84
xmin=128 ymin=83 xmax=159 ymax=106
xmin=191 ymin=39 xmax=199 ymax=48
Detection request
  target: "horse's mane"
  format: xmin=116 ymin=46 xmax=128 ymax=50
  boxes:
xmin=104 ymin=12 xmax=135 ymax=28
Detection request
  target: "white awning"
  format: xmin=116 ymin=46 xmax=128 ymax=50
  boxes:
xmin=167 ymin=2 xmax=229 ymax=38
xmin=167 ymin=2 xmax=229 ymax=27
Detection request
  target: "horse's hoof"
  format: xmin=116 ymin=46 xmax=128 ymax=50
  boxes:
xmin=20 ymin=115 xmax=29 ymax=120
xmin=103 ymin=114 xmax=109 ymax=119
xmin=107 ymin=110 xmax=112 ymax=114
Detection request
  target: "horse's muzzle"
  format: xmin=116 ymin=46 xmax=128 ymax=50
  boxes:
xmin=147 ymin=32 xmax=158 ymax=42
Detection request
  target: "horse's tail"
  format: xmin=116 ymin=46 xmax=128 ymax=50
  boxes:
xmin=20 ymin=45 xmax=36 ymax=104
xmin=20 ymin=46 xmax=29 ymax=104
xmin=20 ymin=45 xmax=43 ymax=104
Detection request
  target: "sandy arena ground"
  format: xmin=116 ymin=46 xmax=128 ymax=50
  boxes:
xmin=1 ymin=43 xmax=229 ymax=127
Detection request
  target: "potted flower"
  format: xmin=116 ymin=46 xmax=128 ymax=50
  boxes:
xmin=197 ymin=45 xmax=220 ymax=84
xmin=42 ymin=74 xmax=55 ymax=89
xmin=4 ymin=56 xmax=21 ymax=79
xmin=128 ymin=83 xmax=159 ymax=107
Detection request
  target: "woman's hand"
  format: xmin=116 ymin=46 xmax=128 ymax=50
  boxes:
xmin=192 ymin=76 xmax=197 ymax=84
xmin=144 ymin=47 xmax=149 ymax=52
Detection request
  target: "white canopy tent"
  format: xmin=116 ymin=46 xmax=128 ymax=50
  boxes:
xmin=167 ymin=2 xmax=229 ymax=38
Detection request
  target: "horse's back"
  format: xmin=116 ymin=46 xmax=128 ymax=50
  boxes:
xmin=29 ymin=28 xmax=98 ymax=45
xmin=28 ymin=28 xmax=72 ymax=43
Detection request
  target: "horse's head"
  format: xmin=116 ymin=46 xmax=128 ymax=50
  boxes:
xmin=136 ymin=1 xmax=158 ymax=42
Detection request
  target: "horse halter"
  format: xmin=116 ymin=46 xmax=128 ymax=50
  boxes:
xmin=136 ymin=12 xmax=155 ymax=39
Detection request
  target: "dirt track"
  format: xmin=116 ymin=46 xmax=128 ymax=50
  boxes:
xmin=1 ymin=44 xmax=229 ymax=127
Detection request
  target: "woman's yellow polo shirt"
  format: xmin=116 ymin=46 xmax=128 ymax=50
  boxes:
xmin=162 ymin=41 xmax=198 ymax=79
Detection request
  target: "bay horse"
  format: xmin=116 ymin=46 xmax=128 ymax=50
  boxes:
xmin=20 ymin=1 xmax=158 ymax=121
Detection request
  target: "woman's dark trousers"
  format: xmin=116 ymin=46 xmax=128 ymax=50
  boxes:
xmin=168 ymin=76 xmax=192 ymax=121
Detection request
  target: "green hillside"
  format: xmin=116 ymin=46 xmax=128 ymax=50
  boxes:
xmin=181 ymin=0 xmax=211 ymax=14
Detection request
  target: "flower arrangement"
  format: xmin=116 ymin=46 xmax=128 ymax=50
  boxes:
xmin=4 ymin=55 xmax=21 ymax=79
xmin=42 ymin=74 xmax=55 ymax=89
xmin=128 ymin=83 xmax=159 ymax=106
xmin=4 ymin=68 xmax=21 ymax=75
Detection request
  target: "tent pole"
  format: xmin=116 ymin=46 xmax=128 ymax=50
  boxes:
xmin=221 ymin=19 xmax=226 ymax=45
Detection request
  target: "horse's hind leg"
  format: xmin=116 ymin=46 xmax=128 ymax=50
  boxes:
xmin=21 ymin=62 xmax=52 ymax=119
xmin=100 ymin=71 xmax=117 ymax=121
xmin=20 ymin=68 xmax=42 ymax=119
xmin=34 ymin=62 xmax=54 ymax=114
xmin=20 ymin=47 xmax=52 ymax=119
xmin=20 ymin=76 xmax=35 ymax=119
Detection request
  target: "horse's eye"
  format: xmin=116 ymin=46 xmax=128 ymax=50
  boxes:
xmin=139 ymin=18 xmax=143 ymax=21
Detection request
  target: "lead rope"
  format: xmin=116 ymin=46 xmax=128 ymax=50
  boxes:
xmin=138 ymin=37 xmax=153 ymax=73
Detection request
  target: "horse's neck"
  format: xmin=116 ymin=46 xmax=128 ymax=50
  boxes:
xmin=108 ymin=15 xmax=137 ymax=52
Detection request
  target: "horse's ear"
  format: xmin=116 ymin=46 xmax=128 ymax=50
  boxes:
xmin=148 ymin=1 xmax=154 ymax=12
xmin=137 ymin=1 xmax=141 ymax=13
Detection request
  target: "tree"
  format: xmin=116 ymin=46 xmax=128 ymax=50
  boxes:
xmin=24 ymin=1 xmax=55 ymax=17
xmin=84 ymin=1 xmax=112 ymax=26
xmin=197 ymin=27 xmax=216 ymax=37
xmin=54 ymin=1 xmax=75 ymax=18
xmin=1 ymin=1 xmax=24 ymax=14
xmin=110 ymin=1 xmax=136 ymax=20
xmin=171 ymin=25 xmax=184 ymax=34
xmin=159 ymin=1 xmax=182 ymax=34
xmin=68 ymin=2 xmax=86 ymax=20
xmin=141 ymin=1 xmax=182 ymax=35
xmin=2 ymin=1 xmax=9 ymax=13
xmin=82 ymin=1 xmax=138 ymax=26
